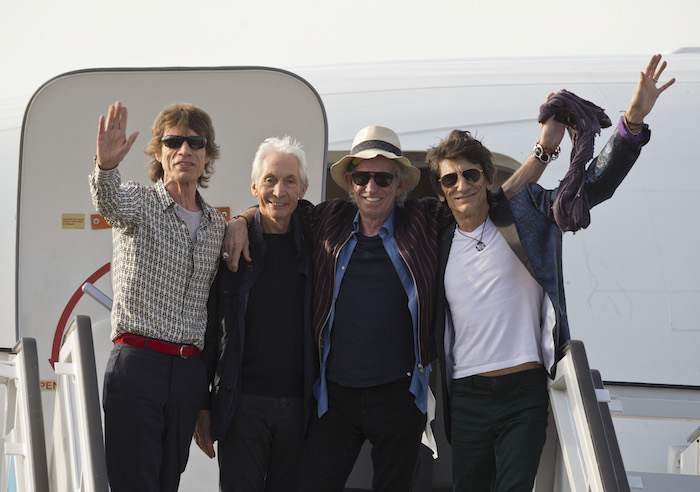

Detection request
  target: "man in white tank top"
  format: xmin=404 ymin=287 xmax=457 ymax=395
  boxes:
xmin=428 ymin=55 xmax=675 ymax=491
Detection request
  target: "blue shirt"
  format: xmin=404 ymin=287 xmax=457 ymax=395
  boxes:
xmin=313 ymin=209 xmax=431 ymax=416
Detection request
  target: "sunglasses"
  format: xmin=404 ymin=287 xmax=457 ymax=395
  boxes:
xmin=350 ymin=171 xmax=396 ymax=188
xmin=161 ymin=135 xmax=207 ymax=150
xmin=438 ymin=168 xmax=483 ymax=188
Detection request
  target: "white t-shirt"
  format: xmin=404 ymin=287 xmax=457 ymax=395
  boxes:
xmin=177 ymin=205 xmax=204 ymax=243
xmin=444 ymin=217 xmax=545 ymax=379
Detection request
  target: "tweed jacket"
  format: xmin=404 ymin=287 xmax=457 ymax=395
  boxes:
xmin=201 ymin=210 xmax=317 ymax=440
xmin=435 ymin=127 xmax=650 ymax=441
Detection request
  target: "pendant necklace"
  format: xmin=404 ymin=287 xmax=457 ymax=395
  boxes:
xmin=456 ymin=220 xmax=487 ymax=252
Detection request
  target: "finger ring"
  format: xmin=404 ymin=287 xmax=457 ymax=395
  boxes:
xmin=653 ymin=78 xmax=658 ymax=82
xmin=222 ymin=252 xmax=229 ymax=259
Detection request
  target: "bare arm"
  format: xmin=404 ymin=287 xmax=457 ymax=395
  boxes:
xmin=501 ymin=95 xmax=566 ymax=198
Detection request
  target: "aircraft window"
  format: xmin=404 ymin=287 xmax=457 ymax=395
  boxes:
xmin=325 ymin=150 xmax=518 ymax=201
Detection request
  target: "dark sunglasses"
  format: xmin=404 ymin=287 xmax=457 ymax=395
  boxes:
xmin=438 ymin=168 xmax=483 ymax=188
xmin=161 ymin=135 xmax=208 ymax=150
xmin=350 ymin=171 xmax=396 ymax=188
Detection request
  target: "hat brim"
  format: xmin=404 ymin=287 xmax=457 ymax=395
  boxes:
xmin=330 ymin=150 xmax=421 ymax=191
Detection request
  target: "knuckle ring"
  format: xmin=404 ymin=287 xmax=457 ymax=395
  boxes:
xmin=222 ymin=252 xmax=229 ymax=259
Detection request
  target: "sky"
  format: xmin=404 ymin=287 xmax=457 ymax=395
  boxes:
xmin=3 ymin=0 xmax=700 ymax=100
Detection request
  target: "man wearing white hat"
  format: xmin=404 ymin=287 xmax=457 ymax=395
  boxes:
xmin=224 ymin=118 xmax=565 ymax=490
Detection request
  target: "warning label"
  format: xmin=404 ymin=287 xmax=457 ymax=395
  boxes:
xmin=62 ymin=214 xmax=85 ymax=229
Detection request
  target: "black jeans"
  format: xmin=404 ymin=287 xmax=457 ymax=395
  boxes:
xmin=218 ymin=393 xmax=304 ymax=492
xmin=450 ymin=368 xmax=549 ymax=492
xmin=300 ymin=378 xmax=426 ymax=492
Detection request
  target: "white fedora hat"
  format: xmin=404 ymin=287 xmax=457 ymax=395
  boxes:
xmin=330 ymin=126 xmax=421 ymax=191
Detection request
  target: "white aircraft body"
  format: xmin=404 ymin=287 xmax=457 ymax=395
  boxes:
xmin=1 ymin=50 xmax=699 ymax=490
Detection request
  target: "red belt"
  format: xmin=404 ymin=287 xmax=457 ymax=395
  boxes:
xmin=115 ymin=334 xmax=200 ymax=358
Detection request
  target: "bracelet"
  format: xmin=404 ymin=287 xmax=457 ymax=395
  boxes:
xmin=232 ymin=214 xmax=250 ymax=227
xmin=623 ymin=113 xmax=644 ymax=135
xmin=532 ymin=143 xmax=560 ymax=164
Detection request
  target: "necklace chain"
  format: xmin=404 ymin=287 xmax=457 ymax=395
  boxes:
xmin=456 ymin=220 xmax=487 ymax=251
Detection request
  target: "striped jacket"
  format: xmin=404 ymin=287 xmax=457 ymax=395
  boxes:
xmin=296 ymin=197 xmax=452 ymax=367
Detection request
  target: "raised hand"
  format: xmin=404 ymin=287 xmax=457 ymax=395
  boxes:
xmin=626 ymin=54 xmax=675 ymax=124
xmin=539 ymin=92 xmax=566 ymax=151
xmin=96 ymin=101 xmax=139 ymax=170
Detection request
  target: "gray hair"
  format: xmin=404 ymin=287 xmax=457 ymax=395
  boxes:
xmin=251 ymin=136 xmax=309 ymax=188
xmin=346 ymin=160 xmax=411 ymax=206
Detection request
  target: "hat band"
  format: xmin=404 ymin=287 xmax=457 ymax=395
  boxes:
xmin=351 ymin=140 xmax=403 ymax=157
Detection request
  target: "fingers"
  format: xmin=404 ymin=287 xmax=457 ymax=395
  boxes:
xmin=644 ymin=54 xmax=660 ymax=79
xmin=193 ymin=434 xmax=216 ymax=458
xmin=125 ymin=131 xmax=139 ymax=151
xmin=242 ymin=242 xmax=252 ymax=264
xmin=225 ymin=248 xmax=240 ymax=273
xmin=653 ymin=60 xmax=667 ymax=81
xmin=659 ymin=77 xmax=676 ymax=93
xmin=104 ymin=101 xmax=126 ymax=131
xmin=645 ymin=54 xmax=673 ymax=86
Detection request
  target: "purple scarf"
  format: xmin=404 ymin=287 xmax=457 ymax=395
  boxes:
xmin=538 ymin=90 xmax=611 ymax=232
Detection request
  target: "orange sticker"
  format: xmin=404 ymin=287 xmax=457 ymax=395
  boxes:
xmin=62 ymin=214 xmax=85 ymax=229
xmin=216 ymin=207 xmax=231 ymax=222
xmin=91 ymin=214 xmax=111 ymax=229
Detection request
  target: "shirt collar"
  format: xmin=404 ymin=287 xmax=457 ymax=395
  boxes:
xmin=155 ymin=179 xmax=212 ymax=219
xmin=352 ymin=208 xmax=396 ymax=236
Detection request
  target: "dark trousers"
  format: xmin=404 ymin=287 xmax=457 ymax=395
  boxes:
xmin=102 ymin=343 xmax=207 ymax=492
xmin=450 ymin=368 xmax=549 ymax=492
xmin=300 ymin=378 xmax=426 ymax=492
xmin=218 ymin=393 xmax=304 ymax=492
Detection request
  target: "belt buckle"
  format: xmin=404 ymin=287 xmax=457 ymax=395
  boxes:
xmin=180 ymin=345 xmax=189 ymax=359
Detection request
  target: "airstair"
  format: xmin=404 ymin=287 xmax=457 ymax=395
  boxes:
xmin=1 ymin=316 xmax=108 ymax=492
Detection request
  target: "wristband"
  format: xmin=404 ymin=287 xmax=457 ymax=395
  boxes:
xmin=233 ymin=214 xmax=250 ymax=227
xmin=532 ymin=143 xmax=560 ymax=164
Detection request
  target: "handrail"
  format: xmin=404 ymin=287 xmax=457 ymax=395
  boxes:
xmin=49 ymin=315 xmax=108 ymax=491
xmin=545 ymin=339 xmax=630 ymax=492
xmin=0 ymin=338 xmax=50 ymax=492
xmin=81 ymin=283 xmax=112 ymax=311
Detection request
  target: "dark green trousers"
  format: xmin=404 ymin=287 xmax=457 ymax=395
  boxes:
xmin=450 ymin=368 xmax=549 ymax=492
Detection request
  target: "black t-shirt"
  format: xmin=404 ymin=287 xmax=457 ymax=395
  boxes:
xmin=327 ymin=233 xmax=414 ymax=387
xmin=242 ymin=232 xmax=306 ymax=397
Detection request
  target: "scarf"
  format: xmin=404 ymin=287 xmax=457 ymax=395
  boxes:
xmin=538 ymin=90 xmax=611 ymax=232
